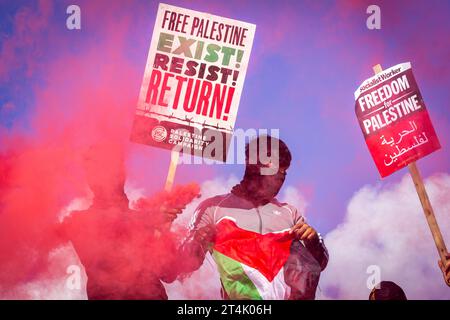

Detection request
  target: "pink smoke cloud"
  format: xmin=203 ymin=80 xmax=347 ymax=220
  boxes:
xmin=0 ymin=0 xmax=185 ymax=298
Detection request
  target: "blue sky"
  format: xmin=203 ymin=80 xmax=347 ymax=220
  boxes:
xmin=1 ymin=0 xmax=449 ymax=236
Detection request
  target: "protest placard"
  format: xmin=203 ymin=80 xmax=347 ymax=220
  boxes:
xmin=131 ymin=3 xmax=256 ymax=163
xmin=355 ymin=63 xmax=449 ymax=286
xmin=354 ymin=62 xmax=441 ymax=178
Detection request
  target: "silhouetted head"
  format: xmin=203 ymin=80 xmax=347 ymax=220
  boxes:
xmin=369 ymin=281 xmax=407 ymax=300
xmin=241 ymin=135 xmax=292 ymax=204
xmin=83 ymin=143 xmax=127 ymax=207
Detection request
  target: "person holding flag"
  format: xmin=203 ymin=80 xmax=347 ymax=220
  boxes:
xmin=173 ymin=135 xmax=328 ymax=300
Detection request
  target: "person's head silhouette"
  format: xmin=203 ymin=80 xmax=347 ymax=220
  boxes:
xmin=369 ymin=281 xmax=407 ymax=300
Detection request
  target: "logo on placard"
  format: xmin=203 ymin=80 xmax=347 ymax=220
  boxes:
xmin=151 ymin=125 xmax=167 ymax=142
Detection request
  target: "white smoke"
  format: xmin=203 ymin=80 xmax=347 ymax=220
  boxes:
xmin=279 ymin=185 xmax=308 ymax=217
xmin=0 ymin=244 xmax=87 ymax=300
xmin=319 ymin=173 xmax=450 ymax=300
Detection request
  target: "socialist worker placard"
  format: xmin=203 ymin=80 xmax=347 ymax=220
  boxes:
xmin=355 ymin=62 xmax=441 ymax=177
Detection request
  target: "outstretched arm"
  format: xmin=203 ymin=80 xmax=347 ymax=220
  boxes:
xmin=175 ymin=199 xmax=217 ymax=277
xmin=157 ymin=199 xmax=216 ymax=283
xmin=176 ymin=224 xmax=216 ymax=276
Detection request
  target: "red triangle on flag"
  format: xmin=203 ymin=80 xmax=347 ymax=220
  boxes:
xmin=213 ymin=218 xmax=293 ymax=281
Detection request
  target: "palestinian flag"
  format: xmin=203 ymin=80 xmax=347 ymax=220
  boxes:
xmin=212 ymin=217 xmax=294 ymax=300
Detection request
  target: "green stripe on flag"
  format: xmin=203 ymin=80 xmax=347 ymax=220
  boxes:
xmin=212 ymin=250 xmax=262 ymax=300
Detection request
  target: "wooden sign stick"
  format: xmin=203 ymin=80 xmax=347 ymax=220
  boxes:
xmin=164 ymin=149 xmax=180 ymax=192
xmin=373 ymin=64 xmax=450 ymax=286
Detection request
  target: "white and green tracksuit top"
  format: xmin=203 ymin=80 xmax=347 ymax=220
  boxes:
xmin=182 ymin=192 xmax=328 ymax=300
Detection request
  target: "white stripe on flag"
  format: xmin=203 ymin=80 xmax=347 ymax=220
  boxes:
xmin=241 ymin=263 xmax=291 ymax=300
